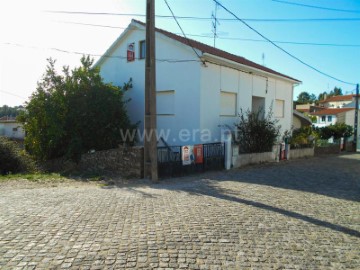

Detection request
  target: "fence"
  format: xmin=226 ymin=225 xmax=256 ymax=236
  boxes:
xmin=157 ymin=142 xmax=225 ymax=178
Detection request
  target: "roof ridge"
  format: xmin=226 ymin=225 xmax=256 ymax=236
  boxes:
xmin=132 ymin=19 xmax=300 ymax=83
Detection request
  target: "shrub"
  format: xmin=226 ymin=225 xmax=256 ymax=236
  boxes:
xmin=315 ymin=123 xmax=353 ymax=140
xmin=18 ymin=56 xmax=137 ymax=162
xmin=290 ymin=126 xmax=319 ymax=149
xmin=0 ymin=137 xmax=37 ymax=175
xmin=235 ymin=107 xmax=281 ymax=153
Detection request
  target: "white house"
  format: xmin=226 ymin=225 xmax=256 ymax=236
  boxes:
xmin=310 ymin=108 xmax=353 ymax=128
xmin=319 ymin=94 xmax=355 ymax=108
xmin=0 ymin=116 xmax=25 ymax=140
xmin=96 ymin=19 xmax=300 ymax=146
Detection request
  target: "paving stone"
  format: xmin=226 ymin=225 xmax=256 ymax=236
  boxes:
xmin=0 ymin=154 xmax=359 ymax=269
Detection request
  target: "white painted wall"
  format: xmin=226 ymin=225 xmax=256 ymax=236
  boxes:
xmin=99 ymin=22 xmax=296 ymax=146
xmin=313 ymin=114 xmax=337 ymax=127
xmin=338 ymin=109 xmax=358 ymax=127
xmin=200 ymin=62 xmax=294 ymax=143
xmin=99 ymin=26 xmax=201 ymax=145
xmin=0 ymin=122 xmax=25 ymax=139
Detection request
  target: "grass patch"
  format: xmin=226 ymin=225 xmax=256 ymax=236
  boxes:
xmin=0 ymin=172 xmax=67 ymax=182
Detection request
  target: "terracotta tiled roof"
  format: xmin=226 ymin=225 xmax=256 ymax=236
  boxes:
xmin=318 ymin=94 xmax=354 ymax=103
xmin=0 ymin=116 xmax=16 ymax=122
xmin=133 ymin=20 xmax=300 ymax=83
xmin=310 ymin=108 xmax=353 ymax=116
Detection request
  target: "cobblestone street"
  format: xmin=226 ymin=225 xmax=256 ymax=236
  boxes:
xmin=0 ymin=154 xmax=359 ymax=269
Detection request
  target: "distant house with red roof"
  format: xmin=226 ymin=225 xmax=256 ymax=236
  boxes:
xmin=310 ymin=108 xmax=354 ymax=128
xmin=318 ymin=94 xmax=355 ymax=109
xmin=96 ymin=19 xmax=300 ymax=145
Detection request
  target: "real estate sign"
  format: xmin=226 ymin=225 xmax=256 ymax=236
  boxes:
xmin=182 ymin=145 xmax=194 ymax=165
xmin=194 ymin=144 xmax=203 ymax=164
xmin=127 ymin=43 xmax=135 ymax=62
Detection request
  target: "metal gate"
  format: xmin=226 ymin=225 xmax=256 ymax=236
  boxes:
xmin=157 ymin=142 xmax=225 ymax=178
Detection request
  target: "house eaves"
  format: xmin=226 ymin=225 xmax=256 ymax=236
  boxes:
xmin=201 ymin=53 xmax=300 ymax=84
xmin=94 ymin=25 xmax=135 ymax=67
xmin=97 ymin=19 xmax=301 ymax=84
xmin=293 ymin=110 xmax=312 ymax=125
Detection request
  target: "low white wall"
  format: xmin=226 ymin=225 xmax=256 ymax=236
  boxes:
xmin=232 ymin=145 xmax=280 ymax=168
xmin=289 ymin=148 xmax=314 ymax=159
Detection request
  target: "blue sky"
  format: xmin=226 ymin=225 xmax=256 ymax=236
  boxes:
xmin=0 ymin=0 xmax=359 ymax=106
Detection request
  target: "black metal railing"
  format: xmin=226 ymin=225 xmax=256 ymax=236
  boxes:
xmin=157 ymin=142 xmax=225 ymax=178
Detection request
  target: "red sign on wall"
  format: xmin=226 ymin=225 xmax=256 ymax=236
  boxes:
xmin=127 ymin=43 xmax=135 ymax=62
xmin=194 ymin=144 xmax=203 ymax=164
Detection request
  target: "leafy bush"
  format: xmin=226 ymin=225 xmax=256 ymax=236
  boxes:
xmin=0 ymin=137 xmax=37 ymax=175
xmin=235 ymin=107 xmax=281 ymax=153
xmin=18 ymin=56 xmax=137 ymax=162
xmin=290 ymin=126 xmax=319 ymax=149
xmin=315 ymin=123 xmax=353 ymax=140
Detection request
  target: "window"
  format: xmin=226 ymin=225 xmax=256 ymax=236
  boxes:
xmin=139 ymin=40 xmax=146 ymax=59
xmin=321 ymin=116 xmax=326 ymax=122
xmin=275 ymin=99 xmax=284 ymax=118
xmin=12 ymin=127 xmax=18 ymax=132
xmin=220 ymin=91 xmax=237 ymax=116
xmin=327 ymin=115 xmax=332 ymax=122
xmin=157 ymin=90 xmax=175 ymax=115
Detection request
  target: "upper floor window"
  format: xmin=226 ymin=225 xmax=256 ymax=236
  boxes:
xmin=139 ymin=40 xmax=146 ymax=59
xmin=327 ymin=115 xmax=332 ymax=122
xmin=321 ymin=116 xmax=326 ymax=122
xmin=275 ymin=99 xmax=284 ymax=118
xmin=220 ymin=91 xmax=237 ymax=116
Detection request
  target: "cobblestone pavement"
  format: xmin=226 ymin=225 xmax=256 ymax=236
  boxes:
xmin=0 ymin=154 xmax=359 ymax=269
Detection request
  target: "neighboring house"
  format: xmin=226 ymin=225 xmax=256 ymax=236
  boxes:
xmin=293 ymin=110 xmax=312 ymax=129
xmin=0 ymin=116 xmax=25 ymax=140
xmin=295 ymin=103 xmax=314 ymax=113
xmin=310 ymin=108 xmax=353 ymax=128
xmin=318 ymin=94 xmax=354 ymax=108
xmin=337 ymin=108 xmax=360 ymax=127
xmin=96 ymin=19 xmax=301 ymax=145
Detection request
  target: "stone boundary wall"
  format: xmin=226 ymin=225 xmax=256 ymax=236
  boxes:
xmin=45 ymin=146 xmax=144 ymax=178
xmin=314 ymin=144 xmax=340 ymax=156
xmin=289 ymin=147 xmax=314 ymax=159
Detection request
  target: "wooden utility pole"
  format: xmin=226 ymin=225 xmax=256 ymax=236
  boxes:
xmin=144 ymin=0 xmax=158 ymax=181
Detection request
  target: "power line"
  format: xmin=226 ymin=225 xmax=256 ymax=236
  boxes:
xmin=213 ymin=0 xmax=357 ymax=86
xmin=45 ymin=10 xmax=360 ymax=22
xmin=1 ymin=42 xmax=201 ymax=63
xmin=272 ymin=0 xmax=360 ymax=13
xmin=163 ymin=0 xmax=203 ymax=60
xmin=55 ymin=21 xmax=360 ymax=48
xmin=0 ymin=90 xmax=28 ymax=99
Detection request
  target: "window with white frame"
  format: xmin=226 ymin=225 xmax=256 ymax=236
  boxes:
xmin=275 ymin=99 xmax=284 ymax=118
xmin=327 ymin=115 xmax=332 ymax=122
xmin=321 ymin=116 xmax=326 ymax=122
xmin=220 ymin=91 xmax=237 ymax=116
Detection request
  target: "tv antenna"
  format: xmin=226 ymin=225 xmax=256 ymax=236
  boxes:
xmin=212 ymin=2 xmax=220 ymax=47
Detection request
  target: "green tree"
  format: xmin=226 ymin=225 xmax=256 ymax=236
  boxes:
xmin=330 ymin=87 xmax=343 ymax=97
xmin=316 ymin=123 xmax=353 ymax=140
xmin=18 ymin=56 xmax=136 ymax=162
xmin=235 ymin=107 xmax=281 ymax=153
xmin=318 ymin=87 xmax=343 ymax=101
xmin=296 ymin=91 xmax=316 ymax=104
xmin=0 ymin=105 xmax=23 ymax=118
